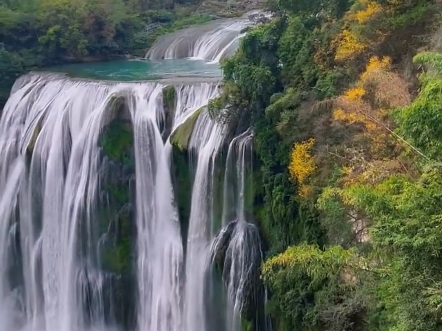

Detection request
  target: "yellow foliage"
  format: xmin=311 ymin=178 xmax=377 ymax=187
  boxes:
xmin=262 ymin=244 xmax=360 ymax=284
xmin=333 ymin=107 xmax=365 ymax=125
xmin=341 ymin=159 xmax=404 ymax=186
xmin=344 ymin=87 xmax=366 ymax=101
xmin=335 ymin=29 xmax=366 ymax=61
xmin=332 ymin=56 xmax=399 ymax=136
xmin=338 ymin=109 xmax=377 ymax=130
xmin=361 ymin=56 xmax=391 ymax=81
xmin=334 ymin=0 xmax=387 ymax=61
xmin=354 ymin=0 xmax=381 ymax=23
xmin=329 ymin=54 xmax=409 ymax=187
xmin=288 ymin=138 xmax=316 ymax=198
xmin=299 ymin=185 xmax=313 ymax=198
xmin=342 ymin=166 xmax=352 ymax=175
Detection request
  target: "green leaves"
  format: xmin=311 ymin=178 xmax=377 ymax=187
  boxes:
xmin=396 ymin=57 xmax=442 ymax=161
xmin=268 ymin=0 xmax=353 ymax=19
xmin=262 ymin=243 xmax=367 ymax=331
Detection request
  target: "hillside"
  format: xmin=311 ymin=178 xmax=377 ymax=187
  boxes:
xmin=209 ymin=0 xmax=442 ymax=330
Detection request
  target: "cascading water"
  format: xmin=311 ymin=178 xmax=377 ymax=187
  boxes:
xmin=146 ymin=12 xmax=262 ymax=62
xmin=183 ymin=111 xmax=226 ymax=331
xmin=0 ymin=12 xmax=273 ymax=331
xmin=0 ymin=73 xmax=220 ymax=331
xmin=210 ymin=130 xmax=267 ymax=331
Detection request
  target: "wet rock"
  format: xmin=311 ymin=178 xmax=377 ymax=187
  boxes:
xmin=248 ymin=13 xmax=269 ymax=24
xmin=211 ymin=219 xmax=238 ymax=268
xmin=170 ymin=107 xmax=203 ymax=152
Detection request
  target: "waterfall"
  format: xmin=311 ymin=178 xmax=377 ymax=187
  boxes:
xmin=146 ymin=14 xmax=254 ymax=62
xmin=0 ymin=13 xmax=272 ymax=329
xmin=0 ymin=73 xmax=220 ymax=331
xmin=171 ymin=83 xmax=219 ymax=132
xmin=183 ymin=111 xmax=226 ymax=331
xmin=210 ymin=130 xmax=267 ymax=331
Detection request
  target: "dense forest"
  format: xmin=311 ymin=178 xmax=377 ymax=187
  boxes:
xmin=210 ymin=0 xmax=442 ymax=330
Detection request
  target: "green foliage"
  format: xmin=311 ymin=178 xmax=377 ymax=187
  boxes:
xmin=413 ymin=51 xmax=442 ymax=76
xmin=278 ymin=17 xmax=316 ymax=86
xmin=213 ymin=0 xmax=441 ymax=329
xmin=396 ymin=56 xmax=442 ymax=161
xmin=343 ymin=168 xmax=442 ymax=331
xmin=263 ymin=244 xmax=368 ymax=331
xmin=267 ymin=0 xmax=352 ymax=19
xmin=384 ymin=0 xmax=430 ymax=30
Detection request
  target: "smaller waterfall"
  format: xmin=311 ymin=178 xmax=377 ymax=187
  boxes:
xmin=183 ymin=111 xmax=227 ymax=331
xmin=164 ymin=82 xmax=220 ymax=161
xmin=146 ymin=14 xmax=254 ymax=62
xmin=172 ymin=84 xmax=220 ymax=131
xmin=133 ymin=84 xmax=183 ymax=331
xmin=211 ymin=130 xmax=266 ymax=331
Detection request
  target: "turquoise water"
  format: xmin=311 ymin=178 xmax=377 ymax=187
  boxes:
xmin=47 ymin=58 xmax=222 ymax=81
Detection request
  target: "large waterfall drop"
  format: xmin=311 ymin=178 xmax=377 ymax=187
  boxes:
xmin=0 ymin=12 xmax=270 ymax=331
xmin=0 ymin=72 xmax=229 ymax=331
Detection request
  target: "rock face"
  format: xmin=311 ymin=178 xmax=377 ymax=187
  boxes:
xmin=248 ymin=12 xmax=270 ymax=24
xmin=170 ymin=107 xmax=204 ymax=151
xmin=211 ymin=220 xmax=266 ymax=327
xmin=211 ymin=220 xmax=239 ymax=269
xmin=161 ymin=85 xmax=176 ymax=141
xmin=96 ymin=98 xmax=137 ymax=330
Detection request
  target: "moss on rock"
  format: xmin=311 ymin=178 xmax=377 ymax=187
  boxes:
xmin=161 ymin=85 xmax=177 ymax=140
xmin=101 ymin=120 xmax=134 ymax=165
xmin=171 ymin=143 xmax=192 ymax=250
xmin=170 ymin=107 xmax=203 ymax=151
xmin=163 ymin=85 xmax=176 ymax=113
xmin=97 ymin=115 xmax=136 ymax=330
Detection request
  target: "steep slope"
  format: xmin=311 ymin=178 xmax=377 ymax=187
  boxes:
xmin=210 ymin=0 xmax=442 ymax=330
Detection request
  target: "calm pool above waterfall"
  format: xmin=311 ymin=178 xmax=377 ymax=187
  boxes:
xmin=46 ymin=58 xmax=222 ymax=81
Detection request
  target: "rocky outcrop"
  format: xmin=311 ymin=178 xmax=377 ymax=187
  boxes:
xmin=162 ymin=85 xmax=176 ymax=140
xmin=170 ymin=107 xmax=203 ymax=151
xmin=211 ymin=220 xmax=265 ymax=325
xmin=211 ymin=219 xmax=238 ymax=269
xmin=96 ymin=98 xmax=137 ymax=330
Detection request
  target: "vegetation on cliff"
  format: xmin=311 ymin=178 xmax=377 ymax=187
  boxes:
xmin=210 ymin=0 xmax=442 ymax=330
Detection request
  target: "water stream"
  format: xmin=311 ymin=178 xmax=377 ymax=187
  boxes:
xmin=0 ymin=11 xmax=269 ymax=331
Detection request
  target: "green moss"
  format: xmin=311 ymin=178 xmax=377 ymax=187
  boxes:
xmin=162 ymin=85 xmax=177 ymax=140
xmin=171 ymin=144 xmax=192 ymax=246
xmin=101 ymin=237 xmax=131 ymax=274
xmin=163 ymin=85 xmax=176 ymax=112
xmin=98 ymin=118 xmax=135 ymax=276
xmin=107 ymin=185 xmax=129 ymax=205
xmin=170 ymin=107 xmax=203 ymax=151
xmin=101 ymin=120 xmax=133 ymax=164
xmin=241 ymin=318 xmax=253 ymax=331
